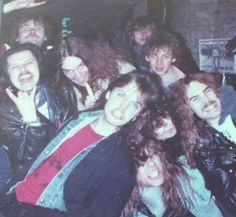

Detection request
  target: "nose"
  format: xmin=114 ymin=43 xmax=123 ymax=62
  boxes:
xmin=29 ymin=27 xmax=36 ymax=34
xmin=120 ymin=98 xmax=129 ymax=110
xmin=201 ymin=95 xmax=211 ymax=105
xmin=18 ymin=64 xmax=27 ymax=72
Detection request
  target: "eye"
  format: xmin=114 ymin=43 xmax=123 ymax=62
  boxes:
xmin=25 ymin=61 xmax=34 ymax=67
xmin=205 ymin=88 xmax=213 ymax=94
xmin=190 ymin=97 xmax=199 ymax=103
xmin=116 ymin=91 xmax=125 ymax=97
xmin=9 ymin=66 xmax=18 ymax=72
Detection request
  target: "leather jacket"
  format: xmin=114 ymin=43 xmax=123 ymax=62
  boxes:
xmin=0 ymin=84 xmax=64 ymax=174
xmin=56 ymin=82 xmax=79 ymax=120
xmin=195 ymin=125 xmax=236 ymax=213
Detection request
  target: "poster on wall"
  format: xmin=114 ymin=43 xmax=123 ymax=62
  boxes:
xmin=199 ymin=38 xmax=234 ymax=74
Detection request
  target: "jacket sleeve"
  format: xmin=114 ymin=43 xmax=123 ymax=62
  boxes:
xmin=64 ymin=135 xmax=136 ymax=217
xmin=0 ymin=100 xmax=51 ymax=171
xmin=195 ymin=141 xmax=236 ymax=212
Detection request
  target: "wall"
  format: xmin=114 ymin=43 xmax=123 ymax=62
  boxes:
xmin=166 ymin=0 xmax=236 ymax=65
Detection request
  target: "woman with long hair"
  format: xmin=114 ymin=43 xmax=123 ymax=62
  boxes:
xmin=54 ymin=37 xmax=135 ymax=119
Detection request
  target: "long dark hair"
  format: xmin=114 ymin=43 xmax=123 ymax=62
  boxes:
xmin=173 ymin=73 xmax=219 ymax=167
xmin=55 ymin=37 xmax=122 ymax=104
xmin=120 ymin=104 xmax=192 ymax=217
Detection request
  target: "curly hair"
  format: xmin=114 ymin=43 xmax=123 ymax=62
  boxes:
xmin=56 ymin=37 xmax=123 ymax=104
xmin=121 ymin=138 xmax=186 ymax=217
xmin=173 ymin=73 xmax=220 ymax=167
xmin=119 ymin=105 xmax=189 ymax=217
xmin=142 ymin=31 xmax=182 ymax=67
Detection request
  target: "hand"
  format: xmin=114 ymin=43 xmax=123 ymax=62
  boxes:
xmin=84 ymin=95 xmax=96 ymax=109
xmin=3 ymin=0 xmax=48 ymax=13
xmin=6 ymin=87 xmax=38 ymax=123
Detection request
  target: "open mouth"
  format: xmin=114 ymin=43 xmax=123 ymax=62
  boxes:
xmin=112 ymin=110 xmax=123 ymax=120
xmin=203 ymin=102 xmax=217 ymax=112
xmin=18 ymin=74 xmax=34 ymax=84
xmin=149 ymin=170 xmax=160 ymax=178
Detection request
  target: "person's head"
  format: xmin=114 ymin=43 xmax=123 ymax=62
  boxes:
xmin=148 ymin=111 xmax=177 ymax=141
xmin=0 ymin=43 xmax=42 ymax=92
xmin=60 ymin=37 xmax=120 ymax=90
xmin=102 ymin=71 xmax=163 ymax=129
xmin=174 ymin=73 xmax=221 ymax=166
xmin=62 ymin=56 xmax=90 ymax=87
xmin=136 ymin=140 xmax=165 ymax=187
xmin=125 ymin=15 xmax=156 ymax=47
xmin=133 ymin=138 xmax=186 ymax=211
xmin=176 ymin=73 xmax=221 ymax=126
xmin=143 ymin=32 xmax=181 ymax=76
xmin=12 ymin=13 xmax=51 ymax=48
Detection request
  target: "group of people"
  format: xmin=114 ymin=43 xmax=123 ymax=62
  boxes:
xmin=0 ymin=1 xmax=235 ymax=217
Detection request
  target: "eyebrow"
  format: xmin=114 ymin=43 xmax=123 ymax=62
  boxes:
xmin=188 ymin=86 xmax=209 ymax=101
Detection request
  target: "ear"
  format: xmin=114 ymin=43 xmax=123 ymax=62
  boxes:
xmin=105 ymin=91 xmax=111 ymax=100
xmin=145 ymin=55 xmax=150 ymax=62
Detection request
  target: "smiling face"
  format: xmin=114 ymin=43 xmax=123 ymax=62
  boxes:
xmin=133 ymin=25 xmax=153 ymax=46
xmin=137 ymin=155 xmax=164 ymax=187
xmin=154 ymin=115 xmax=177 ymax=141
xmin=145 ymin=47 xmax=176 ymax=77
xmin=186 ymin=81 xmax=221 ymax=126
xmin=17 ymin=19 xmax=46 ymax=48
xmin=103 ymin=82 xmax=144 ymax=128
xmin=7 ymin=50 xmax=40 ymax=91
xmin=62 ymin=56 xmax=90 ymax=87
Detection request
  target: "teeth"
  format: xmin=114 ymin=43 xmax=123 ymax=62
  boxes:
xmin=205 ymin=103 xmax=215 ymax=111
xmin=113 ymin=110 xmax=123 ymax=119
xmin=20 ymin=74 xmax=31 ymax=79
xmin=149 ymin=170 xmax=159 ymax=178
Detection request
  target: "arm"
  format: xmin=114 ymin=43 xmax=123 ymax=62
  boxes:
xmin=3 ymin=0 xmax=47 ymax=13
xmin=0 ymin=95 xmax=51 ymax=172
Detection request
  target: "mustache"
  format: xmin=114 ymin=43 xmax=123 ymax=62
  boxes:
xmin=202 ymin=100 xmax=215 ymax=110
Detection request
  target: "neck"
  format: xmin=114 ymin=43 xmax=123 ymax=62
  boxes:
xmin=161 ymin=66 xmax=185 ymax=87
xmin=206 ymin=117 xmax=220 ymax=129
xmin=91 ymin=115 xmax=117 ymax=137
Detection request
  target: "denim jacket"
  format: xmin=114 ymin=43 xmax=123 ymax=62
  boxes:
xmin=13 ymin=110 xmax=103 ymax=211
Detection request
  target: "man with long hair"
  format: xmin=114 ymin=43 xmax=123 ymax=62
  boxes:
xmin=173 ymin=73 xmax=236 ymax=216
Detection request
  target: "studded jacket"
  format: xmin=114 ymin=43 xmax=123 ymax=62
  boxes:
xmin=195 ymin=124 xmax=236 ymax=213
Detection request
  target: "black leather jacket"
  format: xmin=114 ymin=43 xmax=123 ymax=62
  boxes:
xmin=195 ymin=125 xmax=236 ymax=213
xmin=0 ymin=84 xmax=64 ymax=174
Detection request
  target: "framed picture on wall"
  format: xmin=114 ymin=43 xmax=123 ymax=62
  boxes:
xmin=199 ymin=38 xmax=234 ymax=74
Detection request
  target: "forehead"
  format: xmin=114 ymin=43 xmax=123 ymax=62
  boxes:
xmin=19 ymin=19 xmax=44 ymax=28
xmin=62 ymin=56 xmax=83 ymax=70
xmin=7 ymin=50 xmax=36 ymax=65
xmin=149 ymin=47 xmax=173 ymax=56
xmin=134 ymin=25 xmax=152 ymax=32
xmin=113 ymin=82 xmax=143 ymax=102
xmin=186 ymin=81 xmax=208 ymax=99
